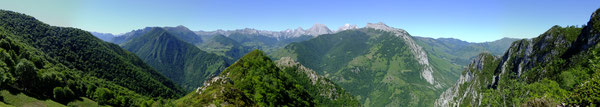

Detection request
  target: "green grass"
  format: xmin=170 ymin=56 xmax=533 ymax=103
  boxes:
xmin=67 ymin=97 xmax=110 ymax=107
xmin=0 ymin=90 xmax=64 ymax=107
xmin=0 ymin=101 xmax=14 ymax=107
xmin=1 ymin=90 xmax=110 ymax=107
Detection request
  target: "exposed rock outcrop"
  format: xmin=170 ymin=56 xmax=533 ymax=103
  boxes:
xmin=436 ymin=53 xmax=498 ymax=106
xmin=365 ymin=22 xmax=437 ymax=85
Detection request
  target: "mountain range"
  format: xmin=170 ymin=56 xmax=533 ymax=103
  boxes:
xmin=120 ymin=27 xmax=230 ymax=91
xmin=269 ymin=22 xmax=517 ymax=106
xmin=88 ymin=21 xmax=518 ymax=107
xmin=4 ymin=7 xmax=596 ymax=107
xmin=0 ymin=10 xmax=184 ymax=106
xmin=415 ymin=37 xmax=520 ymax=65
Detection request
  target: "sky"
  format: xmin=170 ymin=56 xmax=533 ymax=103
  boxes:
xmin=1 ymin=0 xmax=599 ymax=42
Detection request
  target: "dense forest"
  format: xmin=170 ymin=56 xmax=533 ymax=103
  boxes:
xmin=121 ymin=27 xmax=230 ymax=91
xmin=0 ymin=10 xmax=184 ymax=106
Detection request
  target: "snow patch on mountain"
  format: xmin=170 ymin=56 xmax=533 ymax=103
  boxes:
xmin=337 ymin=24 xmax=358 ymax=32
xmin=195 ymin=23 xmax=335 ymax=39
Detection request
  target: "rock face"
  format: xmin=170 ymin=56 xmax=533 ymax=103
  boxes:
xmin=565 ymin=8 xmax=600 ymax=58
xmin=435 ymin=53 xmax=499 ymax=106
xmin=276 ymin=57 xmax=320 ymax=84
xmin=365 ymin=22 xmax=437 ymax=85
xmin=306 ymin=23 xmax=333 ymax=36
xmin=275 ymin=57 xmax=353 ymax=100
xmin=282 ymin=27 xmax=308 ymax=38
xmin=435 ymin=26 xmax=583 ymax=107
xmin=436 ymin=8 xmax=600 ymax=107
xmin=193 ymin=23 xmax=334 ymax=56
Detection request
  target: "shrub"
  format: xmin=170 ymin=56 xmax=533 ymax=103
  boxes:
xmin=53 ymin=86 xmax=75 ymax=103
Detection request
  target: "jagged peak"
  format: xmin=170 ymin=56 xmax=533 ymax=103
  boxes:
xmin=470 ymin=53 xmax=496 ymax=70
xmin=275 ymin=57 xmax=320 ymax=85
xmin=337 ymin=24 xmax=358 ymax=32
xmin=364 ymin=22 xmax=407 ymax=34
xmin=365 ymin=22 xmax=388 ymax=27
xmin=592 ymin=8 xmax=600 ymax=20
xmin=237 ymin=28 xmax=259 ymax=33
xmin=306 ymin=23 xmax=332 ymax=36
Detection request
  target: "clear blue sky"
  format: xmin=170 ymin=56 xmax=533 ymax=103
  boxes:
xmin=1 ymin=0 xmax=599 ymax=42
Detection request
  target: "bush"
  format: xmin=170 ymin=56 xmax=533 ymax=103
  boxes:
xmin=568 ymin=72 xmax=600 ymax=106
xmin=15 ymin=59 xmax=36 ymax=87
xmin=93 ymin=88 xmax=114 ymax=105
xmin=53 ymin=87 xmax=75 ymax=102
xmin=521 ymin=98 xmax=559 ymax=107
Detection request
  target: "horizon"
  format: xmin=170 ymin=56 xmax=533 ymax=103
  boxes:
xmin=93 ymin=24 xmax=524 ymax=43
xmin=1 ymin=0 xmax=599 ymax=42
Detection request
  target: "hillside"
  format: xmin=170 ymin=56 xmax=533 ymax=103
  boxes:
xmin=175 ymin=50 xmax=359 ymax=106
xmin=436 ymin=8 xmax=600 ymax=106
xmin=0 ymin=10 xmax=184 ymax=106
xmin=110 ymin=26 xmax=203 ymax=45
xmin=271 ymin=23 xmax=469 ymax=106
xmin=121 ymin=27 xmax=230 ymax=91
xmin=197 ymin=34 xmax=252 ymax=60
xmin=415 ymin=37 xmax=519 ymax=65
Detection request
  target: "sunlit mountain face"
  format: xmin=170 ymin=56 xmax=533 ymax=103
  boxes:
xmin=1 ymin=1 xmax=599 ymax=106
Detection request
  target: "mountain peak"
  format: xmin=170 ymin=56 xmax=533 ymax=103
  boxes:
xmin=365 ymin=22 xmax=435 ymax=85
xmin=172 ymin=25 xmax=193 ymax=31
xmin=306 ymin=23 xmax=332 ymax=36
xmin=295 ymin=27 xmax=304 ymax=31
xmin=365 ymin=22 xmax=409 ymax=35
xmin=337 ymin=24 xmax=358 ymax=32
xmin=365 ymin=22 xmax=392 ymax=30
xmin=175 ymin=25 xmax=187 ymax=28
xmin=138 ymin=27 xmax=173 ymax=40
xmin=311 ymin=23 xmax=327 ymax=27
xmin=164 ymin=25 xmax=192 ymax=32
